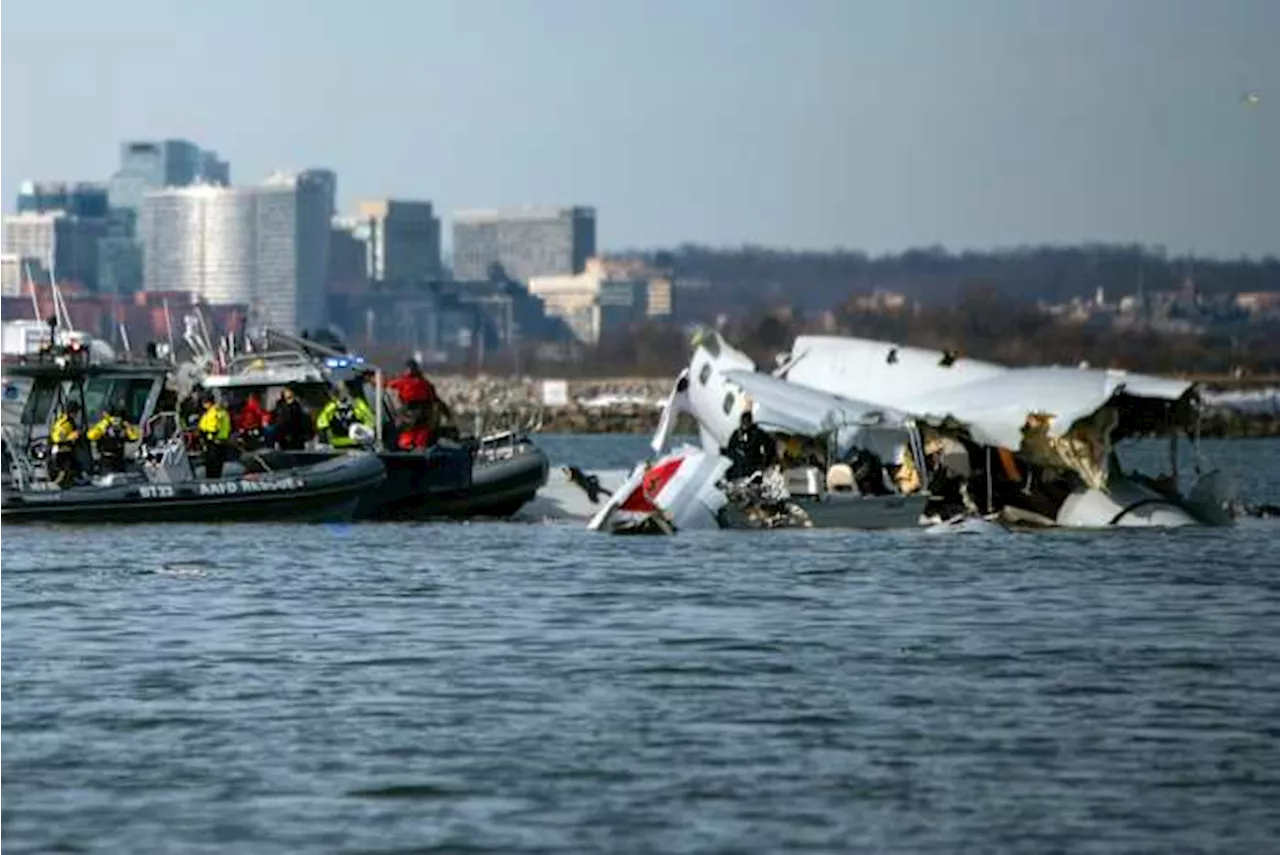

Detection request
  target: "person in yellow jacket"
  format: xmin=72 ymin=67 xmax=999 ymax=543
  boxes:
xmin=315 ymin=382 xmax=376 ymax=448
xmin=49 ymin=400 xmax=85 ymax=487
xmin=197 ymin=393 xmax=232 ymax=478
xmin=87 ymin=406 xmax=141 ymax=473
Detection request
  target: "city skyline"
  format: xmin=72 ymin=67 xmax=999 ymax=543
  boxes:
xmin=3 ymin=0 xmax=1278 ymax=258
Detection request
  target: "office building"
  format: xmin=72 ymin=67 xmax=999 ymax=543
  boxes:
xmin=109 ymin=138 xmax=230 ymax=212
xmin=1 ymin=254 xmax=25 ymax=296
xmin=527 ymin=257 xmax=660 ymax=344
xmin=16 ymin=181 xmax=110 ymax=218
xmin=97 ymin=210 xmax=144 ymax=296
xmin=328 ymin=217 xmax=371 ymax=296
xmin=356 ymin=199 xmax=442 ymax=282
xmin=139 ymin=170 xmax=335 ymax=335
xmin=452 ymin=206 xmax=595 ymax=282
xmin=2 ymin=211 xmax=107 ymax=291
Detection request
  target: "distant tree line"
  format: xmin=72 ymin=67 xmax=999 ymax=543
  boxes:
xmin=358 ymin=244 xmax=1280 ymax=379
xmin=622 ymin=243 xmax=1280 ymax=321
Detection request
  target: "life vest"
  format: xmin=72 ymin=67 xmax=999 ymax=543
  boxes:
xmin=389 ymin=373 xmax=435 ymax=406
xmin=237 ymin=399 xmax=268 ymax=432
xmin=198 ymin=405 xmax=231 ymax=441
xmin=331 ymin=401 xmax=355 ymax=434
xmin=50 ymin=413 xmax=81 ymax=450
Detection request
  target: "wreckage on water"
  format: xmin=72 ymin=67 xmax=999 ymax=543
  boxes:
xmin=587 ymin=330 xmax=1237 ymax=534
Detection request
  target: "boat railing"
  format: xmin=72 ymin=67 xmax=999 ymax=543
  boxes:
xmin=470 ymin=404 xmax=545 ymax=440
xmin=469 ymin=406 xmax=545 ymax=462
xmin=2 ymin=424 xmax=44 ymax=490
xmin=141 ymin=412 xmax=196 ymax=484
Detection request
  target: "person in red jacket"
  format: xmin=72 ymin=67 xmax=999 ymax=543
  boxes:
xmin=236 ymin=392 xmax=270 ymax=450
xmin=387 ymin=360 xmax=435 ymax=406
xmin=388 ymin=360 xmax=451 ymax=450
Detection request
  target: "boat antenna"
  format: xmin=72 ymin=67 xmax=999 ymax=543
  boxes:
xmin=46 ymin=248 xmax=72 ymax=336
xmin=22 ymin=259 xmax=41 ymax=322
xmin=163 ymin=297 xmax=176 ymax=363
xmin=195 ymin=306 xmax=213 ymax=354
xmin=119 ymin=321 xmax=132 ymax=356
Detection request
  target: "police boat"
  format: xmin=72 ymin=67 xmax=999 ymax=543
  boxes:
xmin=1 ymin=344 xmax=386 ymax=524
xmin=196 ymin=331 xmax=549 ymax=521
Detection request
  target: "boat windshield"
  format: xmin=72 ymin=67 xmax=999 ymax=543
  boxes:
xmin=83 ymin=377 xmax=156 ymax=423
xmin=18 ymin=375 xmax=160 ymax=427
xmin=218 ymin=382 xmax=332 ymax=413
xmin=21 ymin=382 xmax=60 ymax=426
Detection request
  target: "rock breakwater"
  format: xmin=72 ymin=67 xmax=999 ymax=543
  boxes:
xmin=429 ymin=375 xmax=1280 ymax=437
xmin=436 ymin=376 xmax=674 ymax=434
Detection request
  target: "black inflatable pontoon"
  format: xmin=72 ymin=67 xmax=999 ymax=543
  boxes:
xmin=1 ymin=452 xmax=385 ymax=524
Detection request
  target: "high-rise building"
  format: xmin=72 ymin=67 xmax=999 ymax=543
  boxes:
xmin=328 ymin=216 xmax=371 ymax=296
xmin=2 ymin=211 xmax=106 ymax=291
xmin=452 ymin=206 xmax=595 ymax=282
xmin=1 ymin=254 xmax=24 ymax=297
xmin=17 ymin=181 xmax=110 ymax=218
xmin=356 ymin=199 xmax=442 ymax=282
xmin=97 ymin=211 xmax=144 ymax=296
xmin=139 ymin=170 xmax=335 ymax=335
xmin=109 ymin=139 xmax=230 ymax=212
xmin=201 ymin=151 xmax=231 ymax=187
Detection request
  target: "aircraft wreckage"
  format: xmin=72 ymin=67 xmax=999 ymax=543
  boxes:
xmin=586 ymin=330 xmax=1237 ymax=534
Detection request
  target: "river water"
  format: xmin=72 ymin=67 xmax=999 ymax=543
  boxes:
xmin=4 ymin=436 xmax=1280 ymax=854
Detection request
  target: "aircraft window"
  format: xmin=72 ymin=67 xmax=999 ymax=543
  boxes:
xmin=698 ymin=363 xmax=712 ymax=386
xmin=722 ymin=392 xmax=735 ymax=415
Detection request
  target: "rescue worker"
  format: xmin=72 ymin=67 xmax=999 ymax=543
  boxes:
xmin=316 ymin=382 xmax=375 ymax=448
xmin=722 ymin=410 xmax=776 ymax=480
xmin=269 ymin=386 xmax=311 ymax=451
xmin=87 ymin=406 xmax=141 ymax=473
xmin=236 ymin=392 xmax=269 ymax=451
xmin=387 ymin=359 xmax=437 ymax=410
xmin=49 ymin=400 xmax=85 ymax=488
xmin=197 ymin=393 xmax=232 ymax=479
xmin=388 ymin=359 xmax=452 ymax=440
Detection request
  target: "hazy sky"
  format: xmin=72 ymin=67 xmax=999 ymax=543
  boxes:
xmin=3 ymin=0 xmax=1277 ymax=256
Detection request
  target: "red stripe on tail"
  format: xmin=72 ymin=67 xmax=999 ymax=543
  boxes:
xmin=618 ymin=457 xmax=685 ymax=513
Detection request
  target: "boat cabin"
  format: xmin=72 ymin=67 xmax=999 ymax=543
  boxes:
xmin=199 ymin=349 xmax=391 ymax=445
xmin=1 ymin=344 xmax=172 ymax=486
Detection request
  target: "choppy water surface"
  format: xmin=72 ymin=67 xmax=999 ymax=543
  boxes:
xmin=4 ymin=437 xmax=1280 ymax=854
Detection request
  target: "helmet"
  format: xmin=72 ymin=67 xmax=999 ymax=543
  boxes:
xmin=348 ymin=424 xmax=375 ymax=444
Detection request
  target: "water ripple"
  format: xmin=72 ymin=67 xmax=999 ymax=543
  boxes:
xmin=4 ymin=437 xmax=1280 ymax=853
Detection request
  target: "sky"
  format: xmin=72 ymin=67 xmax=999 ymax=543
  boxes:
xmin=2 ymin=0 xmax=1277 ymax=257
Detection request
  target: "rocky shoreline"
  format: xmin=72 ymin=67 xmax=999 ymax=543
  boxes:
xmin=432 ymin=375 xmax=1280 ymax=438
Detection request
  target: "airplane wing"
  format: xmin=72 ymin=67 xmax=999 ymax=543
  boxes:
xmin=722 ymin=369 xmax=911 ymax=437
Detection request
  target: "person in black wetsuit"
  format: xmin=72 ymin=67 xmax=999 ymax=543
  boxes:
xmin=722 ymin=411 xmax=776 ymax=480
xmin=269 ymin=386 xmax=312 ymax=451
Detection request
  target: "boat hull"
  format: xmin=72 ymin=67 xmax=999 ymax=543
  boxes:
xmin=0 ymin=453 xmax=385 ymax=525
xmin=249 ymin=441 xmax=549 ymax=521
